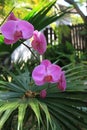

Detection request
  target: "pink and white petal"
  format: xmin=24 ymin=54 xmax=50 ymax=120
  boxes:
xmin=35 ymin=80 xmax=45 ymax=86
xmin=58 ymin=80 xmax=66 ymax=91
xmin=7 ymin=12 xmax=18 ymax=21
xmin=33 ymin=30 xmax=39 ymax=38
xmin=33 ymin=35 xmax=38 ymax=42
xmin=39 ymin=32 xmax=47 ymax=47
xmin=33 ymin=30 xmax=39 ymax=35
xmin=37 ymin=32 xmax=47 ymax=54
xmin=59 ymin=71 xmax=66 ymax=91
xmin=32 ymin=30 xmax=40 ymax=43
xmin=38 ymin=41 xmax=46 ymax=54
xmin=32 ymin=65 xmax=46 ymax=84
xmin=32 ymin=41 xmax=45 ymax=55
xmin=1 ymin=21 xmax=16 ymax=40
xmin=18 ymin=20 xmax=34 ymax=39
xmin=4 ymin=38 xmax=18 ymax=44
xmin=35 ymin=42 xmax=45 ymax=55
xmin=32 ymin=31 xmax=39 ymax=44
xmin=31 ymin=40 xmax=38 ymax=51
xmin=41 ymin=60 xmax=51 ymax=69
xmin=47 ymin=64 xmax=62 ymax=83
xmin=32 ymin=31 xmax=47 ymax=54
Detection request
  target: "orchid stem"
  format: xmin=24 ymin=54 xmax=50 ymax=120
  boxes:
xmin=22 ymin=43 xmax=40 ymax=63
xmin=0 ymin=7 xmax=15 ymax=26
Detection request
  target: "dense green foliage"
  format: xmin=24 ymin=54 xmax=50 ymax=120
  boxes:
xmin=45 ymin=42 xmax=75 ymax=67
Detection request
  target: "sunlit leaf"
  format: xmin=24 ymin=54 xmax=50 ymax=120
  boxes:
xmin=18 ymin=103 xmax=27 ymax=130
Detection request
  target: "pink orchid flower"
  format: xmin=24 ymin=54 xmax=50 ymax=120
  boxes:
xmin=57 ymin=71 xmax=66 ymax=91
xmin=32 ymin=59 xmax=62 ymax=86
xmin=40 ymin=89 xmax=47 ymax=98
xmin=1 ymin=13 xmax=34 ymax=44
xmin=31 ymin=30 xmax=47 ymax=55
xmin=7 ymin=12 xmax=18 ymax=21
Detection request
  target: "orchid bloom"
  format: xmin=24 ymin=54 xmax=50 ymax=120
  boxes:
xmin=1 ymin=13 xmax=34 ymax=44
xmin=7 ymin=12 xmax=18 ymax=21
xmin=57 ymin=71 xmax=66 ymax=91
xmin=40 ymin=89 xmax=47 ymax=98
xmin=32 ymin=59 xmax=62 ymax=86
xmin=31 ymin=30 xmax=47 ymax=55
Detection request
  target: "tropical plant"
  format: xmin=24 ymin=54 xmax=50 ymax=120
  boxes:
xmin=0 ymin=62 xmax=87 ymax=130
xmin=0 ymin=1 xmax=87 ymax=130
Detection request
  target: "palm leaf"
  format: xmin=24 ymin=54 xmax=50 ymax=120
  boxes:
xmin=0 ymin=109 xmax=14 ymax=129
xmin=39 ymin=101 xmax=53 ymax=130
xmin=24 ymin=0 xmax=70 ymax=30
xmin=18 ymin=103 xmax=27 ymax=130
xmin=29 ymin=98 xmax=41 ymax=129
xmin=0 ymin=62 xmax=87 ymax=130
xmin=44 ymin=93 xmax=87 ymax=130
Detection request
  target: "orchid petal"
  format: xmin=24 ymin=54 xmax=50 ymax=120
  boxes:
xmin=41 ymin=59 xmax=51 ymax=69
xmin=18 ymin=20 xmax=34 ymax=39
xmin=4 ymin=38 xmax=18 ymax=44
xmin=1 ymin=21 xmax=16 ymax=40
xmin=58 ymin=71 xmax=66 ymax=91
xmin=32 ymin=65 xmax=46 ymax=86
xmin=32 ymin=30 xmax=47 ymax=54
xmin=7 ymin=12 xmax=18 ymax=21
xmin=47 ymin=64 xmax=62 ymax=83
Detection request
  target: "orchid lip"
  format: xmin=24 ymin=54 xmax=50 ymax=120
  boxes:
xmin=44 ymin=75 xmax=52 ymax=82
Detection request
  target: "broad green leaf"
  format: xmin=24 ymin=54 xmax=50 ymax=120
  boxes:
xmin=46 ymin=97 xmax=87 ymax=107
xmin=0 ymin=109 xmax=14 ymax=129
xmin=29 ymin=98 xmax=41 ymax=129
xmin=0 ymin=81 xmax=26 ymax=92
xmin=51 ymin=116 xmax=64 ymax=130
xmin=49 ymin=109 xmax=78 ymax=130
xmin=0 ymin=91 xmax=23 ymax=100
xmin=0 ymin=101 xmax=19 ymax=112
xmin=39 ymin=101 xmax=52 ymax=130
xmin=18 ymin=103 xmax=27 ymax=130
xmin=46 ymin=101 xmax=87 ymax=129
xmin=24 ymin=0 xmax=69 ymax=30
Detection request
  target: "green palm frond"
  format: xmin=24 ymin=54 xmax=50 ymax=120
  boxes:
xmin=45 ymin=91 xmax=87 ymax=130
xmin=24 ymin=0 xmax=70 ymax=30
xmin=0 ymin=62 xmax=87 ymax=130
